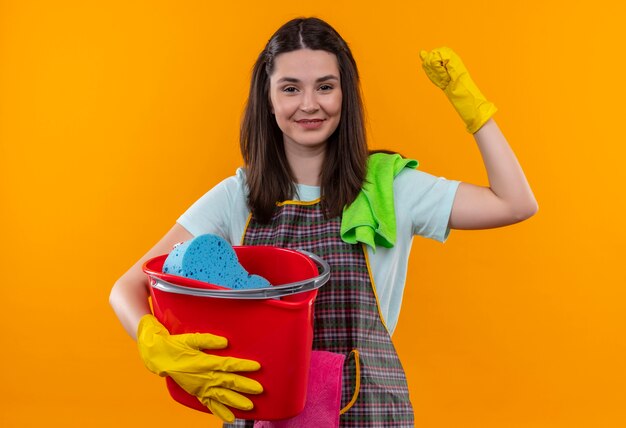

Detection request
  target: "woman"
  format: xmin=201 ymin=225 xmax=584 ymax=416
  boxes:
xmin=110 ymin=17 xmax=537 ymax=427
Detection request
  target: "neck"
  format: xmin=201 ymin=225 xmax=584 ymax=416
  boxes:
xmin=284 ymin=143 xmax=326 ymax=186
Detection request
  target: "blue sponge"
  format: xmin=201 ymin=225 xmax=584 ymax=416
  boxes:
xmin=162 ymin=234 xmax=270 ymax=290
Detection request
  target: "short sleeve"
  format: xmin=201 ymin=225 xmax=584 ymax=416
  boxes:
xmin=176 ymin=175 xmax=244 ymax=243
xmin=394 ymin=168 xmax=460 ymax=242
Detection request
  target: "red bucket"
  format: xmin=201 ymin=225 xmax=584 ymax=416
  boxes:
xmin=142 ymin=246 xmax=330 ymax=420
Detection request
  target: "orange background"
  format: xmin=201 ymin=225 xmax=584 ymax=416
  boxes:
xmin=1 ymin=1 xmax=625 ymax=427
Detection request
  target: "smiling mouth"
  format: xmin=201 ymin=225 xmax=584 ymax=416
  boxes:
xmin=296 ymin=119 xmax=325 ymax=129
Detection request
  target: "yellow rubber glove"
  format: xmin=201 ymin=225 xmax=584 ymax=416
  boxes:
xmin=419 ymin=47 xmax=497 ymax=134
xmin=137 ymin=314 xmax=263 ymax=422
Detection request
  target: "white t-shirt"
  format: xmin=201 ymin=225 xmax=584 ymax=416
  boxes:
xmin=177 ymin=167 xmax=460 ymax=334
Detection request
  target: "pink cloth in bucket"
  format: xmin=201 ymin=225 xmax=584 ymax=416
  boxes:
xmin=254 ymin=350 xmax=345 ymax=428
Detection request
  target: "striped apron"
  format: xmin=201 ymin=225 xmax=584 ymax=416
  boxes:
xmin=224 ymin=199 xmax=414 ymax=427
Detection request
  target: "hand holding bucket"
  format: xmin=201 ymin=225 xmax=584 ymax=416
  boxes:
xmin=137 ymin=314 xmax=263 ymax=422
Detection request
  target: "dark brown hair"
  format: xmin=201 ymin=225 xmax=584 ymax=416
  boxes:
xmin=240 ymin=17 xmax=368 ymax=223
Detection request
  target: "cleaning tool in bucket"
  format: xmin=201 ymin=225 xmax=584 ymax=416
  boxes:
xmin=143 ymin=245 xmax=331 ymax=420
xmin=163 ymin=234 xmax=270 ymax=289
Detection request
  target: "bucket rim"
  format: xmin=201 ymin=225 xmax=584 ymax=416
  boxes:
xmin=143 ymin=246 xmax=330 ymax=300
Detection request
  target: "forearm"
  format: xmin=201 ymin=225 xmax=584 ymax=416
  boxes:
xmin=110 ymin=277 xmax=152 ymax=340
xmin=109 ymin=223 xmax=193 ymax=339
xmin=473 ymin=119 xmax=538 ymax=218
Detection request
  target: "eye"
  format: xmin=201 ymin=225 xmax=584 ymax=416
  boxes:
xmin=282 ymin=86 xmax=298 ymax=93
xmin=319 ymin=84 xmax=333 ymax=91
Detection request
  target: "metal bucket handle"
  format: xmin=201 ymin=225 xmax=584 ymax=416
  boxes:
xmin=150 ymin=249 xmax=331 ymax=300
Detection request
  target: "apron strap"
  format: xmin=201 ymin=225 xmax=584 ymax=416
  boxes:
xmin=339 ymin=349 xmax=361 ymax=415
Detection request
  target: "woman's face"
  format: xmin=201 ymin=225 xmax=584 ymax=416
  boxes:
xmin=269 ymin=49 xmax=342 ymax=152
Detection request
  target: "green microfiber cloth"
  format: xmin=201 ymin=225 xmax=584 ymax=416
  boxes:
xmin=340 ymin=153 xmax=418 ymax=251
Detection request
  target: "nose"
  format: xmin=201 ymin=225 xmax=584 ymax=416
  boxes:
xmin=299 ymin=90 xmax=319 ymax=113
